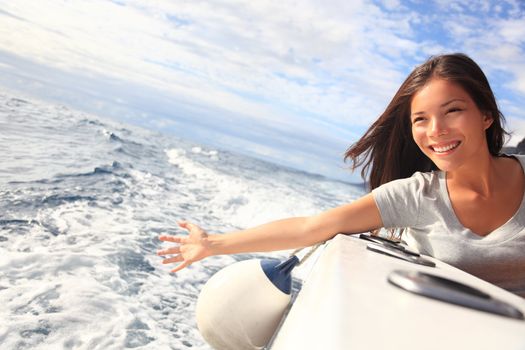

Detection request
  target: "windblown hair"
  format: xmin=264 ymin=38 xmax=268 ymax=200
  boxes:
xmin=345 ymin=53 xmax=508 ymax=191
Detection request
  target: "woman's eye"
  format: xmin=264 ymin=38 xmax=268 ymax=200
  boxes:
xmin=447 ymin=107 xmax=462 ymax=114
xmin=412 ymin=116 xmax=425 ymax=124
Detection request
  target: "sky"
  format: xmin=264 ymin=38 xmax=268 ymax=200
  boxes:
xmin=0 ymin=0 xmax=524 ymax=182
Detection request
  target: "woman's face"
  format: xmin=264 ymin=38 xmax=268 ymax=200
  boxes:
xmin=410 ymin=78 xmax=493 ymax=172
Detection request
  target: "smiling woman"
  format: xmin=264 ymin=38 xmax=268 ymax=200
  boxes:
xmin=158 ymin=53 xmax=525 ymax=301
xmin=347 ymin=54 xmax=524 ymax=289
xmin=154 ymin=50 xmax=525 ymax=350
xmin=410 ymin=80 xmax=494 ymax=172
xmin=158 ymin=54 xmax=525 ymax=310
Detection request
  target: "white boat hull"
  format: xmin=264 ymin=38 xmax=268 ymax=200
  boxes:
xmin=270 ymin=234 xmax=525 ymax=349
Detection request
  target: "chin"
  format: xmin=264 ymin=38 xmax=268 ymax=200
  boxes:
xmin=424 ymin=155 xmax=454 ymax=172
xmin=434 ymin=163 xmax=453 ymax=172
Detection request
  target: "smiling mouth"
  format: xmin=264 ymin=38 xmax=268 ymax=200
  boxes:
xmin=429 ymin=141 xmax=461 ymax=154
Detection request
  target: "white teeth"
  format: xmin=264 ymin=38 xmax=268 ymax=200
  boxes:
xmin=432 ymin=142 xmax=459 ymax=153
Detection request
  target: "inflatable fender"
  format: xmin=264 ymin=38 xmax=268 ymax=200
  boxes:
xmin=196 ymin=256 xmax=299 ymax=350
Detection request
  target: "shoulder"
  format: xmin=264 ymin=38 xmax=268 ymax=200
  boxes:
xmin=373 ymin=170 xmax=440 ymax=196
xmin=371 ymin=170 xmax=443 ymax=216
xmin=371 ymin=171 xmax=441 ymax=228
xmin=511 ymin=154 xmax=525 ymax=169
xmin=499 ymin=154 xmax=525 ymax=181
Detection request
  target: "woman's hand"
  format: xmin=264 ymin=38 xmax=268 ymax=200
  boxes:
xmin=157 ymin=221 xmax=213 ymax=273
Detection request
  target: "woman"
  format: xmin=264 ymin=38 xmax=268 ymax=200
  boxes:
xmin=157 ymin=53 xmax=525 ymax=297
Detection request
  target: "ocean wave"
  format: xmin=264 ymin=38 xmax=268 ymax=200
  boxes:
xmin=0 ymin=89 xmax=364 ymax=349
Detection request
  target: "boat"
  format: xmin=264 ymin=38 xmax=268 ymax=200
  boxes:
xmin=268 ymin=234 xmax=525 ymax=349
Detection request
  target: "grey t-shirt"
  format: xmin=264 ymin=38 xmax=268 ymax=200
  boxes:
xmin=372 ymin=155 xmax=525 ymax=298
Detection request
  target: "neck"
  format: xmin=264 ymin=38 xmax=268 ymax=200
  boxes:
xmin=445 ymin=152 xmax=499 ymax=197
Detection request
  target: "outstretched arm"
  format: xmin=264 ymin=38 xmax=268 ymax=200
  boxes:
xmin=158 ymin=193 xmax=382 ymax=272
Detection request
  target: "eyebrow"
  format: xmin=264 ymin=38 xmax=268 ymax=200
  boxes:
xmin=440 ymin=98 xmax=466 ymax=107
xmin=411 ymin=98 xmax=467 ymax=117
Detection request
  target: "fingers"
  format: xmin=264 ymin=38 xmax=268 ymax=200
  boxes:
xmin=171 ymin=261 xmax=191 ymax=273
xmin=158 ymin=235 xmax=185 ymax=243
xmin=178 ymin=221 xmax=203 ymax=233
xmin=161 ymin=255 xmax=192 ymax=273
xmin=178 ymin=220 xmax=190 ymax=227
xmin=158 ymin=221 xmax=202 ymax=244
xmin=178 ymin=221 xmax=190 ymax=230
xmin=157 ymin=221 xmax=203 ymax=274
xmin=162 ymin=255 xmax=184 ymax=264
xmin=157 ymin=246 xmax=181 ymax=256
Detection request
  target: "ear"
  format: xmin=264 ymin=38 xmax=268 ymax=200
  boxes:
xmin=482 ymin=114 xmax=493 ymax=130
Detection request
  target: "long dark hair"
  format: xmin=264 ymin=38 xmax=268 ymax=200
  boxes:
xmin=345 ymin=53 xmax=508 ymax=191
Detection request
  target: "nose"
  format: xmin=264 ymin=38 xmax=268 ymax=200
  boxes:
xmin=427 ymin=116 xmax=448 ymax=137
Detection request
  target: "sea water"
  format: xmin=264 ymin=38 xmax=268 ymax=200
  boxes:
xmin=0 ymin=89 xmax=364 ymax=349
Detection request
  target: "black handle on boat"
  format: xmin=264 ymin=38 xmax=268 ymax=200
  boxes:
xmin=359 ymin=233 xmax=421 ymax=257
xmin=388 ymin=270 xmax=525 ymax=320
xmin=366 ymin=242 xmax=435 ymax=267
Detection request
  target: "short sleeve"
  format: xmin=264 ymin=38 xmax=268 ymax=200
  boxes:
xmin=372 ymin=173 xmax=428 ymax=229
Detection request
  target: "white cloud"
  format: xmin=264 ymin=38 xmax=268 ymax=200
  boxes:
xmin=0 ymin=0 xmax=420 ymax=127
xmin=500 ymin=99 xmax=525 ymax=146
xmin=0 ymin=0 xmax=523 ymax=179
xmin=506 ymin=116 xmax=525 ymax=147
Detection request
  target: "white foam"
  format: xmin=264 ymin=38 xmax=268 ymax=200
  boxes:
xmin=166 ymin=148 xmax=217 ymax=178
xmin=164 ymin=147 xmax=358 ymax=229
xmin=0 ymin=92 xmax=364 ymax=349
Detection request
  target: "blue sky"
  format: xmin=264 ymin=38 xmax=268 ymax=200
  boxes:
xmin=0 ymin=0 xmax=524 ymax=182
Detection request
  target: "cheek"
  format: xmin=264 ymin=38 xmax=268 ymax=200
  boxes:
xmin=411 ymin=127 xmax=432 ymax=155
xmin=411 ymin=126 xmax=425 ymax=148
xmin=457 ymin=114 xmax=486 ymax=137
